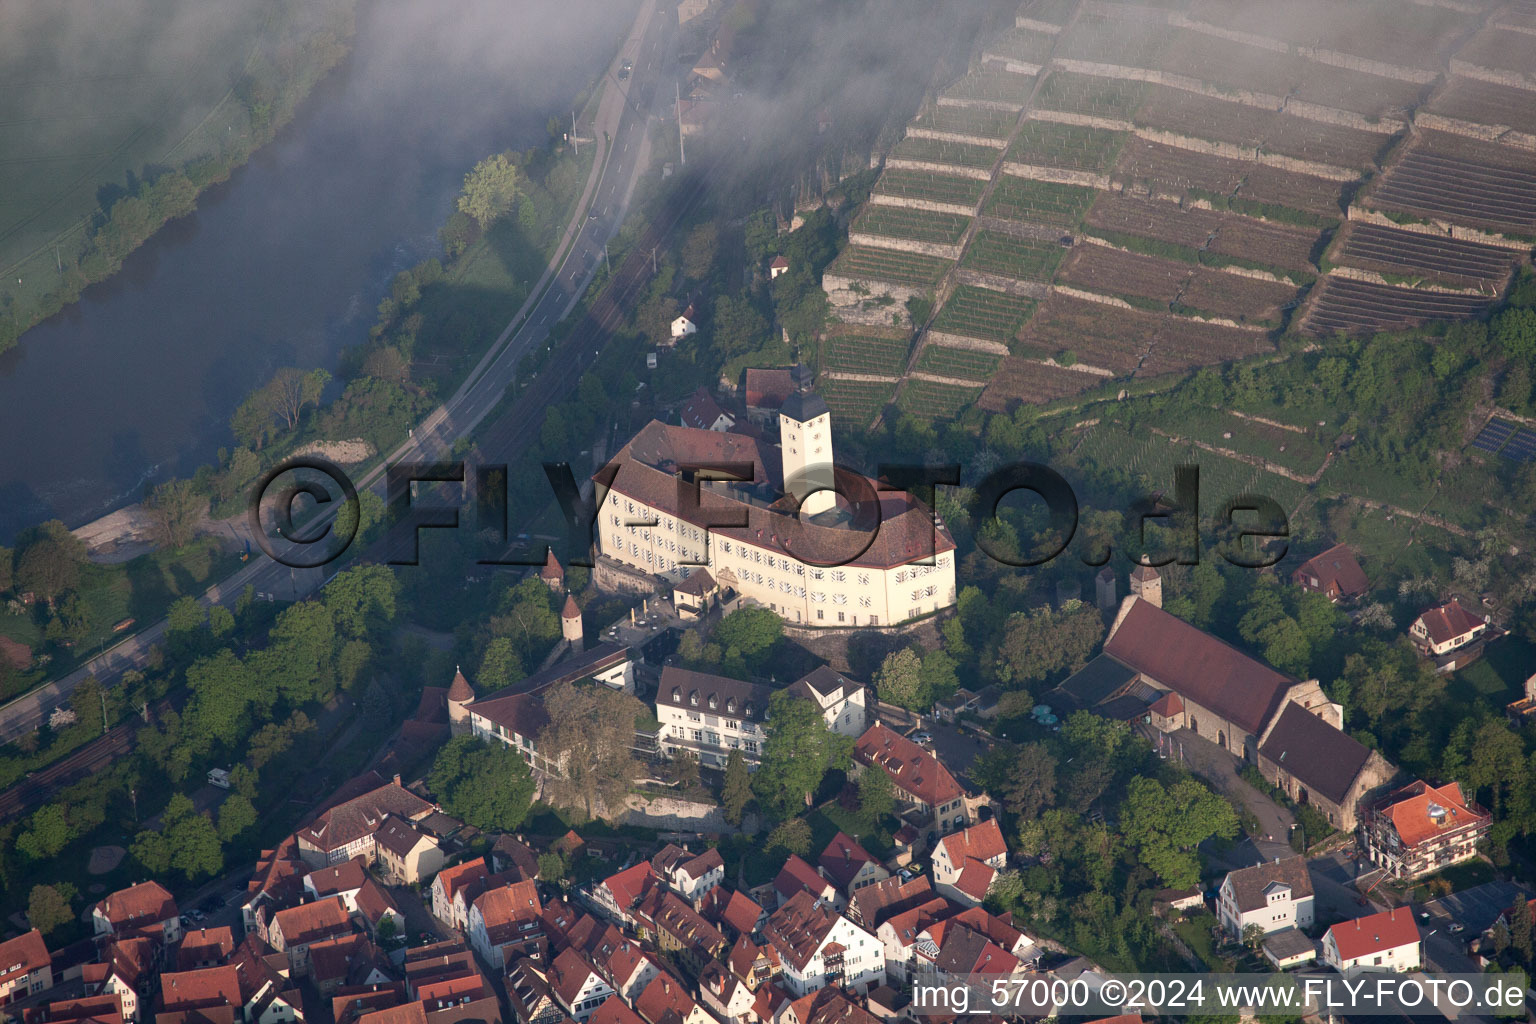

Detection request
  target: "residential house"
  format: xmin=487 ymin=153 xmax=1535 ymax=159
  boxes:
xmin=0 ymin=931 xmax=52 ymax=1006
xmin=742 ymin=368 xmax=795 ymax=423
xmin=651 ymin=845 xmax=726 ymax=905
xmin=505 ymin=958 xmax=563 ymax=1024
xmin=931 ymin=820 xmax=1006 ymax=906
xmin=430 ymin=859 xmax=489 ymax=930
xmin=679 ymin=388 xmax=734 ymax=432
xmin=591 ymin=862 xmax=658 ymax=928
xmin=374 ymin=818 xmax=445 ymax=885
xmin=85 ymin=938 xmax=155 ymax=1024
xmin=816 ymin=833 xmax=888 ymax=899
xmin=295 ymin=774 xmax=435 ymax=868
xmin=1257 ymin=702 xmax=1397 ymax=831
xmin=305 ymin=858 xmax=368 ymax=913
xmin=877 ymin=898 xmax=958 ymax=982
xmin=670 ymin=306 xmax=698 ymax=341
xmin=353 ymin=880 xmax=404 ymax=942
xmin=1292 ymin=544 xmax=1368 ymax=602
xmin=655 ymin=667 xmax=770 ymax=769
xmin=772 ymin=856 xmax=840 ymax=910
xmin=853 ymin=723 xmax=970 ymax=832
xmin=1410 ymin=598 xmax=1490 ymax=665
xmin=589 ymin=995 xmax=645 ymax=1024
xmin=159 ymin=967 xmax=242 ymax=1019
xmin=489 ymin=836 xmax=541 ymax=882
xmin=94 ymin=882 xmax=182 ymax=947
xmin=636 ymin=891 xmax=727 ymax=976
xmin=850 ymin=875 xmax=935 ymax=931
xmin=546 ymin=948 xmax=613 ymax=1023
xmin=583 ymin=929 xmax=659 ymax=1003
xmin=788 ymin=668 xmax=868 ymax=738
xmin=698 ymin=961 xmax=755 ymax=1024
xmin=177 ymin=928 xmax=235 ymax=971
xmin=25 ymin=994 xmax=125 ymax=1024
xmin=1323 ymin=908 xmax=1420 ymax=973
xmin=769 ymin=256 xmax=790 ymax=280
xmin=762 ymin=890 xmax=885 ymax=996
xmin=467 ymin=881 xmax=544 ymax=967
xmin=227 ymin=936 xmax=304 ymax=1024
xmin=726 ymin=935 xmax=780 ymax=990
xmin=701 ymin=887 xmax=765 ymax=940
xmin=268 ymin=897 xmax=353 ymax=976
xmin=1217 ymin=857 xmax=1315 ymax=940
xmin=1359 ymin=780 xmax=1491 ymax=880
xmin=921 ymin=924 xmax=1023 ymax=984
xmin=634 ymin=972 xmax=712 ymax=1024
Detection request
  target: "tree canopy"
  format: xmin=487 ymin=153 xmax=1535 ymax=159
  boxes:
xmin=428 ymin=736 xmax=537 ymax=832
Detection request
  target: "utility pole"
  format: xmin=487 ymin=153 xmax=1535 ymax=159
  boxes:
xmin=100 ymin=688 xmax=107 ymax=735
xmin=572 ymin=111 xmax=578 ymax=156
xmin=651 ymin=246 xmax=657 ymax=273
xmin=675 ymin=80 xmax=686 ymax=166
xmin=603 ymin=244 xmax=610 ymax=274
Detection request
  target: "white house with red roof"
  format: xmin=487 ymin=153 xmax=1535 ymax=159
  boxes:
xmin=593 ymin=861 xmax=660 ymax=927
xmin=467 ymin=880 xmax=544 ymax=967
xmin=0 ymin=930 xmax=51 ymax=1005
xmin=772 ymin=855 xmax=840 ymax=910
xmin=547 ymin=947 xmax=614 ymax=1022
xmin=635 ymin=971 xmax=712 ymax=1024
xmin=817 ymin=833 xmax=888 ymax=897
xmin=931 ymin=819 xmax=1006 ymax=905
xmin=670 ymin=306 xmax=699 ymax=340
xmin=1323 ymin=907 xmax=1420 ymax=973
xmin=651 ymin=844 xmax=726 ymax=905
xmin=92 ymin=881 xmax=182 ymax=946
xmin=788 ymin=667 xmax=869 ymax=738
xmin=1359 ymin=780 xmax=1491 ymax=880
xmin=678 ymin=387 xmax=734 ymax=433
xmin=1410 ymin=598 xmax=1489 ymax=661
xmin=295 ymin=773 xmax=435 ymax=868
xmin=769 ymin=255 xmax=790 ymax=279
xmin=853 ymin=722 xmax=971 ymax=831
xmin=876 ymin=897 xmax=956 ymax=982
xmin=761 ymin=890 xmax=884 ymax=996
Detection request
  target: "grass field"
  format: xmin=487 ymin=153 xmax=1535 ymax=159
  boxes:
xmin=931 ymin=285 xmax=1037 ymax=344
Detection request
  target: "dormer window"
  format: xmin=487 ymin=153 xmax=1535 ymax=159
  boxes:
xmin=726 ymin=698 xmax=735 ymax=713
xmin=690 ymin=692 xmax=699 ymax=706
xmin=708 ymin=695 xmax=718 ymax=709
xmin=672 ymin=689 xmax=682 ymax=703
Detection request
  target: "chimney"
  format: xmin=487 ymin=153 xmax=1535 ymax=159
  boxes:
xmin=393 ymin=774 xmax=402 ymax=787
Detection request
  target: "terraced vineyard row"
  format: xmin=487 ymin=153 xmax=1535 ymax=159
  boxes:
xmin=826 ymin=246 xmax=954 ymax=288
xmin=985 ymin=26 xmax=1057 ymax=66
xmin=821 ymin=328 xmax=912 ymax=377
xmin=1305 ymin=277 xmax=1493 ymax=336
xmin=1331 ymin=223 xmax=1517 ymax=288
xmin=961 ymin=230 xmax=1067 ymax=281
xmin=1008 ymin=121 xmax=1126 ymax=173
xmin=943 ymin=69 xmax=1037 ymax=107
xmin=1369 ymin=150 xmax=1536 ymax=234
xmin=1034 ymin=71 xmax=1146 ymax=119
xmin=892 ymin=135 xmax=1002 ymax=171
xmin=896 ymin=378 xmax=985 ymax=420
xmin=915 ymin=344 xmax=1005 ymax=381
xmin=854 ymin=206 xmax=972 ymax=246
xmin=1136 ymin=319 xmax=1275 ymax=377
xmin=931 ymin=285 xmax=1038 ymax=344
xmin=876 ymin=168 xmax=989 ymax=210
xmin=980 ymin=356 xmax=1103 ymax=409
xmin=822 ymin=379 xmax=897 ymax=425
xmin=984 ymin=176 xmax=1096 ymax=227
xmin=911 ymin=104 xmax=1017 ymax=141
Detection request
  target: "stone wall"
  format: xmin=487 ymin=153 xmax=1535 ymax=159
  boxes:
xmin=1347 ymin=205 xmax=1534 ymax=251
xmin=1001 ymin=161 xmax=1112 ymax=189
xmin=927 ymin=330 xmax=1011 ymax=355
xmin=936 ymin=96 xmax=1025 ymax=114
xmin=953 ymin=268 xmax=1051 ymax=298
xmin=1014 ymin=16 xmax=1063 ymax=33
xmin=616 ymin=793 xmax=759 ymax=834
xmin=905 ymin=127 xmax=1006 ymax=150
xmin=1449 ymin=59 xmax=1536 ymax=94
xmin=847 ymin=231 xmax=965 ymax=261
xmin=868 ymin=192 xmax=979 ymax=218
xmin=1029 ymin=108 xmax=1134 ymax=132
xmin=1415 ymin=112 xmax=1536 ymax=151
xmin=884 ymin=158 xmax=992 ymax=181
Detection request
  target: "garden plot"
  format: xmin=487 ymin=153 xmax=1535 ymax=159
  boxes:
xmin=1015 ymin=293 xmax=1162 ymax=373
xmin=1177 ymin=268 xmax=1298 ymax=325
xmin=980 ymin=356 xmax=1103 ymax=408
xmin=822 ymin=326 xmax=912 ymax=377
xmin=1368 ymin=150 xmax=1536 ymax=234
xmin=896 ymin=378 xmax=985 ymax=420
xmin=1056 ymin=243 xmax=1192 ymax=305
xmin=1086 ymin=193 xmax=1225 ymax=248
xmin=1235 ymin=165 xmax=1348 ymax=219
xmin=1034 ymin=72 xmax=1147 ymax=120
xmin=876 ymin=168 xmax=989 ymax=211
xmin=1428 ymin=78 xmax=1536 ymax=136
xmin=1207 ymin=216 xmax=1322 ymax=274
xmin=892 ymin=135 xmax=1002 ymax=171
xmin=1457 ymin=27 xmax=1536 ymax=78
xmin=962 ymin=230 xmax=1068 ymax=281
xmin=984 ymin=26 xmax=1058 ymax=67
xmin=1008 ymin=121 xmax=1127 ymax=173
xmin=911 ymin=104 xmax=1017 ymax=141
xmin=931 ymin=285 xmax=1038 ymax=344
xmin=822 ymin=379 xmax=897 ymax=425
xmin=984 ymin=176 xmax=1097 ymax=227
xmin=915 ymin=344 xmax=1005 ymax=382
xmin=1113 ymin=139 xmax=1248 ymax=196
xmin=1304 ymin=277 xmax=1493 ymax=336
xmin=942 ymin=70 xmax=1037 ymax=109
xmin=853 ymin=206 xmax=972 ymax=246
xmin=1136 ymin=317 xmax=1275 ymax=377
xmin=1330 ymin=222 xmax=1518 ymax=289
xmin=826 ymin=246 xmax=954 ymax=289
xmin=1058 ymin=14 xmax=1176 ymax=68
xmin=1260 ymin=116 xmax=1391 ymax=172
xmin=1135 ymin=87 xmax=1274 ymax=149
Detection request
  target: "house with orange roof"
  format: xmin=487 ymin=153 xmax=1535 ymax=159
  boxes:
xmin=82 ymin=937 xmax=154 ymax=1023
xmin=817 ymin=833 xmax=888 ymax=898
xmin=583 ymin=927 xmax=660 ymax=1003
xmin=93 ymin=882 xmax=182 ymax=947
xmin=1359 ymin=780 xmax=1491 ymax=880
xmin=1410 ymin=598 xmax=1491 ymax=669
xmin=931 ymin=820 xmax=1005 ymax=905
xmin=876 ymin=897 xmax=958 ymax=982
xmin=24 ymin=993 xmax=124 ymax=1024
xmin=853 ymin=723 xmax=971 ymax=832
xmin=592 ymin=861 xmax=658 ymax=927
xmin=467 ymin=880 xmax=544 ymax=967
xmin=761 ymin=890 xmax=884 ymax=996
xmin=589 ymin=995 xmax=644 ymax=1024
xmin=698 ymin=960 xmax=755 ymax=1023
xmin=726 ymin=935 xmax=780 ymax=990
xmin=651 ymin=844 xmax=726 ymax=905
xmin=268 ymin=896 xmax=354 ymax=975
xmin=176 ymin=927 xmax=235 ymax=971
xmin=546 ymin=948 xmax=613 ymax=1023
xmin=159 ymin=966 xmax=242 ymax=1016
xmin=429 ymin=859 xmax=489 ymax=929
xmin=772 ymin=855 xmax=840 ymax=910
xmin=1292 ymin=543 xmax=1368 ymax=602
xmin=636 ymin=890 xmax=727 ymax=975
xmin=295 ymin=773 xmax=435 ymax=868
xmin=1323 ymin=907 xmax=1420 ymax=973
xmin=634 ymin=972 xmax=711 ymax=1024
xmin=701 ymin=887 xmax=765 ymax=940
xmin=0 ymin=930 xmax=52 ymax=1006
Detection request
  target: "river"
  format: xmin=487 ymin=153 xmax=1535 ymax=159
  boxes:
xmin=0 ymin=0 xmax=635 ymax=544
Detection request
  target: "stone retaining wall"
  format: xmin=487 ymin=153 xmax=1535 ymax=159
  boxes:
xmin=953 ymin=268 xmax=1051 ymax=298
xmin=1028 ymin=108 xmax=1135 ymax=132
xmin=1001 ymin=161 xmax=1112 ymax=189
xmin=885 ymin=157 xmax=992 ymax=180
xmin=926 ymin=330 xmax=1011 ymax=354
xmin=847 ymin=231 xmax=965 ymax=260
xmin=1347 ymin=205 xmax=1534 ymax=251
xmin=936 ymin=95 xmax=1025 ymax=113
xmin=1415 ymin=112 xmax=1536 ymax=151
xmin=869 ymin=192 xmax=979 ymax=218
xmin=1449 ymin=60 xmax=1536 ymax=94
xmin=906 ymin=127 xmax=1006 ymax=149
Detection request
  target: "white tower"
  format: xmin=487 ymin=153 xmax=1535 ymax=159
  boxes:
xmin=779 ymin=388 xmax=835 ymax=517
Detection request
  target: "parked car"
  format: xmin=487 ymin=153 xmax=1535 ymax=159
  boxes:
xmin=911 ymin=731 xmax=933 ymax=745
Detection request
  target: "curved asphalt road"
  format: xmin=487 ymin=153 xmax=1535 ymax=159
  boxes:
xmin=0 ymin=0 xmax=678 ymax=745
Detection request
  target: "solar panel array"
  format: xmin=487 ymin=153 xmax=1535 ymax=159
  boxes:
xmin=1471 ymin=417 xmax=1536 ymax=463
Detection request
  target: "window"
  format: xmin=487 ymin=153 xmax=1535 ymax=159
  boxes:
xmin=833 ymin=593 xmax=847 ymax=605
xmin=810 ymin=568 xmax=824 ymax=580
xmin=812 ymin=591 xmax=826 ymax=603
xmin=859 ymin=595 xmax=872 ymax=608
xmin=838 ymin=611 xmax=845 ymax=622
xmin=816 ymin=609 xmax=824 ymax=620
xmin=831 ymin=569 xmax=846 ymax=582
xmin=857 ymin=572 xmax=870 ymax=586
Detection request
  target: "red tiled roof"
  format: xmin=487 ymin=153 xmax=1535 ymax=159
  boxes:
xmin=435 ymin=859 xmax=489 ymax=904
xmin=1148 ymin=692 xmax=1183 ymax=717
xmin=744 ymin=369 xmax=795 ymax=409
xmin=0 ymin=930 xmax=49 ymax=984
xmin=1328 ymin=907 xmax=1419 ymax=961
xmin=1106 ymin=599 xmax=1296 ymax=736
xmin=547 ymin=947 xmax=600 ymax=1007
xmin=357 ymin=1003 xmax=426 ymax=1024
xmin=473 ymin=880 xmax=542 ymax=944
xmin=97 ymin=881 xmax=178 ymax=933
xmin=937 ymin=820 xmax=1006 ymax=869
xmin=1415 ymin=598 xmax=1484 ymax=645
xmin=680 ymin=847 xmax=724 ymax=881
xmin=951 ymin=907 xmax=1026 ymax=952
xmin=1293 ymin=543 xmax=1368 ymax=599
xmin=680 ymin=388 xmax=731 ymax=431
xmin=770 ymin=256 xmax=790 ymax=269
xmin=703 ymin=888 xmax=763 ymax=937
xmin=952 ymin=860 xmax=997 ymax=902
xmin=354 ymin=879 xmax=399 ymax=928
xmin=1382 ymin=781 xmax=1488 ymax=848
xmin=591 ymin=995 xmax=645 ymax=1024
xmin=447 ymin=669 xmax=475 ymax=703
xmin=854 ymin=722 xmax=964 ymax=808
xmin=160 ymin=966 xmax=242 ymax=1011
xmin=271 ymin=896 xmax=351 ymax=946
xmin=176 ymin=928 xmax=234 ymax=970
xmin=464 ymin=692 xmax=549 ymax=740
xmin=539 ymin=549 xmax=564 ymax=583
xmin=297 ymin=780 xmax=433 ymax=855
xmin=773 ymin=855 xmax=833 ymax=903
xmin=635 ymin=972 xmax=699 ymax=1024
xmin=375 ymin=817 xmax=435 ymax=860
xmin=597 ymin=421 xmax=956 ymax=570
xmin=817 ymin=832 xmax=879 ymax=889
xmin=638 ymin=891 xmax=725 ymax=953
xmin=308 ymin=856 xmax=368 ymax=897
xmin=852 ymin=874 xmax=934 ymax=930
xmin=600 ymin=861 xmax=657 ymax=917
xmin=762 ymin=891 xmax=841 ymax=973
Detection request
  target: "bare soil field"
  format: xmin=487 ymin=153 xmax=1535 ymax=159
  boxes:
xmin=1016 ymin=293 xmax=1161 ymax=373
xmin=1137 ymin=317 xmax=1274 ymax=377
xmin=1369 ymin=150 xmax=1536 ymax=234
xmin=1186 ymin=0 xmax=1475 ymax=70
xmin=980 ymin=356 xmax=1103 ymax=409
xmin=1034 ymin=72 xmax=1147 ymax=120
xmin=1331 ymin=222 xmax=1518 ymax=288
xmin=1086 ymin=193 xmax=1224 ymax=248
xmin=1262 ymin=116 xmax=1390 ymax=171
xmin=1207 ymin=216 xmax=1322 ymax=272
xmin=1057 ymin=243 xmax=1191 ymax=303
xmin=1427 ymin=78 xmax=1536 ymax=136
xmin=1305 ymin=276 xmax=1494 ymax=336
xmin=1178 ymin=268 xmax=1298 ymax=324
xmin=1135 ymin=87 xmax=1273 ymax=149
xmin=1235 ymin=165 xmax=1347 ymax=218
xmin=1458 ymin=27 xmax=1536 ymax=77
xmin=1156 ymin=33 xmax=1300 ymax=98
xmin=1113 ymin=138 xmax=1248 ymax=195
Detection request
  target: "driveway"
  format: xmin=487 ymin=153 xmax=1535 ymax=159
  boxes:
xmin=913 ymin=718 xmax=994 ymax=790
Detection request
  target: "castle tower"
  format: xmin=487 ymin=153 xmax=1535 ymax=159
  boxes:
xmin=447 ymin=667 xmax=475 ymax=737
xmin=778 ymin=376 xmax=835 ymax=518
xmin=1129 ymin=564 xmax=1162 ymax=609
xmin=1095 ymin=566 xmax=1117 ymax=612
xmin=539 ymin=549 xmax=564 ymax=592
xmin=561 ymin=594 xmax=583 ymax=648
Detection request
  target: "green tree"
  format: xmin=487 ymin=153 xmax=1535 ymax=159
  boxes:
xmin=428 ymin=736 xmax=537 ymax=832
xmin=458 ymin=153 xmax=521 ymax=227
xmin=217 ymin=793 xmax=259 ymax=842
xmin=998 ymin=603 xmax=1104 ymax=685
xmin=754 ymin=690 xmax=847 ymax=817
xmin=766 ymin=817 xmax=812 ymax=858
xmin=537 ymin=851 xmax=567 ymax=883
xmin=874 ymin=648 xmax=926 ymax=711
xmin=145 ymin=478 xmax=207 ymax=549
xmin=538 ymin=682 xmax=646 ymax=819
xmin=322 ymin=565 xmax=399 ymax=639
xmin=167 ymin=596 xmax=208 ymax=637
xmin=28 ymin=884 xmax=75 ymax=937
xmin=711 ymin=606 xmax=782 ymax=674
xmin=857 ymin=763 xmax=895 ymax=825
xmin=17 ymin=804 xmax=71 ymax=860
xmin=478 ymin=637 xmax=523 ymax=692
xmin=14 ymin=521 xmax=87 ymax=607
xmin=185 ymin=649 xmax=254 ymax=747
xmin=681 ymin=223 xmax=719 ymax=282
xmin=995 ymin=743 xmax=1058 ymax=819
xmin=711 ymin=295 xmax=768 ymax=358
xmin=1121 ymin=776 xmax=1238 ymax=888
xmin=722 ymin=749 xmax=753 ymax=825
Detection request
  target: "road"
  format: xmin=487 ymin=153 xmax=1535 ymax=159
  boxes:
xmin=0 ymin=0 xmax=678 ymax=747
